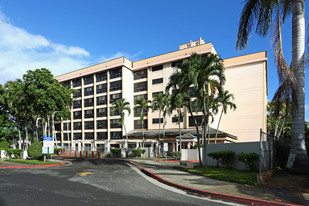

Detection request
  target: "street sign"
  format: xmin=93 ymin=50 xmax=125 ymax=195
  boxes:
xmin=43 ymin=136 xmax=53 ymax=147
xmin=42 ymin=146 xmax=48 ymax=154
xmin=49 ymin=147 xmax=54 ymax=154
xmin=163 ymin=143 xmax=168 ymax=152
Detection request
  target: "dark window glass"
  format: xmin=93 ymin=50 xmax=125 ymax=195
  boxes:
xmin=84 ymin=86 xmax=94 ymax=96
xmin=97 ymin=132 xmax=107 ymax=140
xmin=73 ymin=79 xmax=81 ymax=87
xmin=189 ymin=115 xmax=203 ymax=127
xmin=172 ymin=116 xmax=183 ymax=123
xmin=73 ymin=100 xmax=81 ymax=109
xmin=110 ymin=131 xmax=122 ymax=139
xmin=134 ymin=108 xmax=148 ymax=117
xmin=152 ymin=78 xmax=163 ymax=85
xmin=96 ymin=72 xmax=107 ymax=82
xmin=84 ymin=109 xmax=94 ymax=118
xmin=189 ymin=87 xmax=195 ymax=98
xmin=63 ymin=123 xmax=71 ymax=130
xmin=110 ymin=93 xmax=122 ymax=103
xmin=134 ymin=69 xmax=147 ymax=80
xmin=110 ymin=107 xmax=120 ymax=116
xmin=56 ymin=133 xmax=62 ymax=140
xmin=55 ymin=123 xmax=61 ymax=131
xmin=134 ymin=120 xmax=148 ymax=129
xmin=96 ymin=84 xmax=107 ymax=94
xmin=61 ymin=81 xmax=71 ymax=88
xmin=110 ymin=119 xmax=121 ymax=128
xmin=134 ymin=81 xmax=147 ymax=92
xmin=73 ymin=133 xmax=82 ymax=140
xmin=172 ymin=60 xmax=183 ymax=68
xmin=152 ymin=91 xmax=163 ymax=97
xmin=73 ymin=122 xmax=82 ymax=130
xmin=73 ymin=89 xmax=81 ymax=98
xmin=85 ymin=132 xmax=94 ymax=140
xmin=84 ymin=75 xmax=94 ymax=85
xmin=73 ymin=111 xmax=82 ymax=119
xmin=110 ymin=68 xmax=122 ymax=79
xmin=152 ymin=118 xmax=163 ymax=124
xmin=134 ymin=94 xmax=147 ymax=101
xmin=97 ymin=96 xmax=107 ymax=105
xmin=110 ymin=80 xmax=122 ymax=92
xmin=84 ymin=98 xmax=94 ymax=107
xmin=97 ymin=108 xmax=107 ymax=117
xmin=152 ymin=65 xmax=163 ymax=72
xmin=84 ymin=121 xmax=94 ymax=130
xmin=63 ymin=133 xmax=71 ymax=141
xmin=97 ymin=120 xmax=107 ymax=129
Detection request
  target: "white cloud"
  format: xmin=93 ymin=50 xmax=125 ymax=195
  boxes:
xmin=0 ymin=11 xmax=90 ymax=84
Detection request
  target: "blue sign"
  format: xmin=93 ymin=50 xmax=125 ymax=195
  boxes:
xmin=43 ymin=136 xmax=53 ymax=141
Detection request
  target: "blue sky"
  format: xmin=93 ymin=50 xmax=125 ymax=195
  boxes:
xmin=0 ymin=0 xmax=308 ymax=120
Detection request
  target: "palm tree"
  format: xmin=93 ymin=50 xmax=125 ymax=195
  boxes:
xmin=214 ymin=90 xmax=236 ymax=144
xmin=111 ymin=98 xmax=131 ymax=157
xmin=152 ymin=93 xmax=169 ymax=161
xmin=237 ymin=0 xmax=308 ymax=172
xmin=134 ymin=98 xmax=151 ymax=147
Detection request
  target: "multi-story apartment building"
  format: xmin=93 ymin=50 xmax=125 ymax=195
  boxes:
xmin=55 ymin=38 xmax=267 ymax=152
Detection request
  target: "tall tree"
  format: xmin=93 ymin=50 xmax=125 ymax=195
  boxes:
xmin=214 ymin=90 xmax=236 ymax=144
xmin=134 ymin=98 xmax=151 ymax=147
xmin=111 ymin=98 xmax=131 ymax=157
xmin=236 ymin=0 xmax=308 ymax=172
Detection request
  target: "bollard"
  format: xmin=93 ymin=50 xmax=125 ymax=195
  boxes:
xmin=92 ymin=151 xmax=94 ymax=158
xmin=60 ymin=150 xmax=62 ymax=156
xmin=86 ymin=151 xmax=88 ymax=158
xmin=98 ymin=152 xmax=100 ymax=159
xmin=80 ymin=151 xmax=82 ymax=158
xmin=64 ymin=150 xmax=66 ymax=157
xmin=75 ymin=150 xmax=77 ymax=158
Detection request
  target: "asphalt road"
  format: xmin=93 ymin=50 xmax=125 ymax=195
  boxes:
xmin=0 ymin=159 xmax=241 ymax=206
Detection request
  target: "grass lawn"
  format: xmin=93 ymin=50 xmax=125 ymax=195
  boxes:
xmin=175 ymin=166 xmax=258 ymax=185
xmin=5 ymin=159 xmax=60 ymax=165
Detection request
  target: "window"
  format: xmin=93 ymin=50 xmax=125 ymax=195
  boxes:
xmin=61 ymin=81 xmax=71 ymax=88
xmin=134 ymin=94 xmax=147 ymax=101
xmin=189 ymin=115 xmax=203 ymax=127
xmin=134 ymin=81 xmax=147 ymax=92
xmin=73 ymin=79 xmax=81 ymax=87
xmin=97 ymin=108 xmax=107 ymax=117
xmin=134 ymin=120 xmax=148 ymax=129
xmin=110 ymin=93 xmax=122 ymax=103
xmin=97 ymin=132 xmax=107 ymax=140
xmin=84 ymin=132 xmax=94 ymax=140
xmin=172 ymin=60 xmax=183 ymax=68
xmin=152 ymin=65 xmax=163 ymax=72
xmin=134 ymin=107 xmax=148 ymax=117
xmin=84 ymin=86 xmax=94 ymax=96
xmin=73 ymin=111 xmax=82 ymax=119
xmin=84 ymin=121 xmax=94 ymax=130
xmin=97 ymin=120 xmax=107 ymax=129
xmin=110 ymin=107 xmax=120 ymax=116
xmin=152 ymin=78 xmax=163 ymax=85
xmin=73 ymin=122 xmax=82 ymax=130
xmin=172 ymin=116 xmax=183 ymax=123
xmin=73 ymin=100 xmax=81 ymax=109
xmin=84 ymin=75 xmax=94 ymax=85
xmin=110 ymin=119 xmax=121 ymax=128
xmin=63 ymin=123 xmax=71 ymax=130
xmin=152 ymin=91 xmax=163 ymax=97
xmin=96 ymin=84 xmax=107 ymax=94
xmin=73 ymin=89 xmax=81 ymax=98
xmin=134 ymin=69 xmax=147 ymax=80
xmin=97 ymin=96 xmax=107 ymax=105
xmin=152 ymin=118 xmax=163 ymax=124
xmin=55 ymin=123 xmax=61 ymax=131
xmin=110 ymin=68 xmax=122 ymax=79
xmin=96 ymin=72 xmax=107 ymax=82
xmin=84 ymin=98 xmax=94 ymax=107
xmin=55 ymin=133 xmax=61 ymax=140
xmin=63 ymin=133 xmax=71 ymax=141
xmin=73 ymin=133 xmax=82 ymax=140
xmin=110 ymin=131 xmax=122 ymax=139
xmin=84 ymin=109 xmax=94 ymax=118
xmin=110 ymin=80 xmax=122 ymax=92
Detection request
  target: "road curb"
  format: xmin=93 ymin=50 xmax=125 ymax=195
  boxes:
xmin=125 ymin=160 xmax=301 ymax=206
xmin=0 ymin=161 xmax=66 ymax=168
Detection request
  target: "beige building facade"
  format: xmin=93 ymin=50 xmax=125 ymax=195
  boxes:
xmin=54 ymin=38 xmax=267 ymax=152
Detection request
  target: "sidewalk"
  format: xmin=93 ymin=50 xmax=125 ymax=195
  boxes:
xmin=128 ymin=158 xmax=308 ymax=206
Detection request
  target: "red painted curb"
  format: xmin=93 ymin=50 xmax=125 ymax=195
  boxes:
xmin=0 ymin=162 xmax=66 ymax=168
xmin=124 ymin=160 xmax=301 ymax=206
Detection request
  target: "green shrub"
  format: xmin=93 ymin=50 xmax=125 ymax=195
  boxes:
xmin=27 ymin=142 xmax=43 ymax=158
xmin=6 ymin=149 xmax=22 ymax=156
xmin=238 ymin=152 xmax=259 ymax=171
xmin=105 ymin=152 xmax=112 ymax=158
xmin=111 ymin=148 xmax=121 ymax=158
xmin=54 ymin=148 xmax=64 ymax=154
xmin=132 ymin=149 xmax=145 ymax=157
xmin=170 ymin=151 xmax=181 ymax=160
xmin=0 ymin=141 xmax=10 ymax=150
xmin=192 ymin=143 xmax=203 ymax=149
xmin=208 ymin=151 xmax=235 ymax=167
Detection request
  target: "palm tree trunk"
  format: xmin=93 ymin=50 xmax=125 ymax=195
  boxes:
xmin=18 ymin=126 xmax=21 ymax=149
xmin=215 ymin=111 xmax=223 ymax=144
xmin=158 ymin=110 xmax=161 ymax=161
xmin=178 ymin=109 xmax=182 ymax=150
xmin=123 ymin=124 xmax=128 ymax=158
xmin=142 ymin=119 xmax=145 ymax=147
xmin=287 ymin=0 xmax=309 ymax=173
xmin=188 ymin=107 xmax=202 ymax=166
xmin=278 ymin=118 xmax=285 ymax=138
